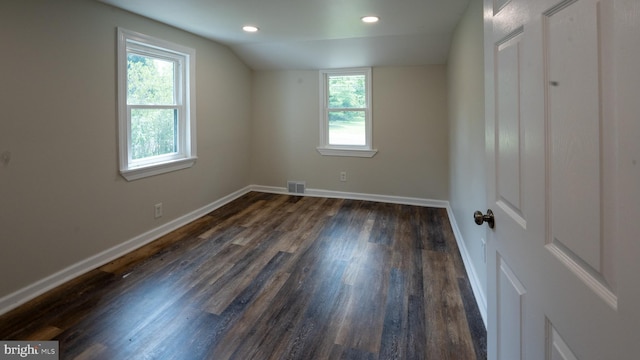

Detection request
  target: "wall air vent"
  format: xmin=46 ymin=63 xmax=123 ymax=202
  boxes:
xmin=287 ymin=181 xmax=306 ymax=194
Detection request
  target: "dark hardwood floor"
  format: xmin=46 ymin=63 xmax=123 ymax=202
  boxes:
xmin=0 ymin=192 xmax=487 ymax=359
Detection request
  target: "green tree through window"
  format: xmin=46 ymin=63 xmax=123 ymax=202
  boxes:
xmin=127 ymin=54 xmax=177 ymax=159
xmin=318 ymin=68 xmax=374 ymax=157
xmin=117 ymin=28 xmax=196 ymax=181
xmin=327 ymin=74 xmax=367 ymax=146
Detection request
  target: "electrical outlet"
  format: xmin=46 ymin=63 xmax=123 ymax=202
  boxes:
xmin=340 ymin=171 xmax=347 ymax=182
xmin=154 ymin=203 xmax=163 ymax=219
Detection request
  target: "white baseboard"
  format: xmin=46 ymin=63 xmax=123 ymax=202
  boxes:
xmin=446 ymin=206 xmax=488 ymax=327
xmin=0 ymin=184 xmax=487 ymax=328
xmin=0 ymin=186 xmax=252 ymax=316
xmin=251 ymin=185 xmax=450 ymax=208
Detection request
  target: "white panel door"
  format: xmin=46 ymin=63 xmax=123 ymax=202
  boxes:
xmin=483 ymin=0 xmax=640 ymax=359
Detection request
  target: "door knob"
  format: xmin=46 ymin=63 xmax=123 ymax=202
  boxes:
xmin=474 ymin=209 xmax=495 ymax=228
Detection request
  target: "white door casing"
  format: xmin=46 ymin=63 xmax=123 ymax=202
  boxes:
xmin=484 ymin=0 xmax=640 ymax=359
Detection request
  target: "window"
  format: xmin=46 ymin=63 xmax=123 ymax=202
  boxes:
xmin=317 ymin=68 xmax=376 ymax=157
xmin=117 ymin=28 xmax=196 ymax=181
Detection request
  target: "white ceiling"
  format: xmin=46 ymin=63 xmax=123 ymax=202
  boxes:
xmin=99 ymin=0 xmax=470 ymax=70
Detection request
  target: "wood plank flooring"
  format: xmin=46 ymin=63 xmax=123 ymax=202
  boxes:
xmin=0 ymin=192 xmax=487 ymax=359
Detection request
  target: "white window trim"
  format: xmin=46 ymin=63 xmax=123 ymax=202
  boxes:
xmin=117 ymin=28 xmax=197 ymax=181
xmin=317 ymin=68 xmax=377 ymax=158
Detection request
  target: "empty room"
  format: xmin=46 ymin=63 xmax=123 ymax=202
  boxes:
xmin=1 ymin=0 xmax=639 ymax=359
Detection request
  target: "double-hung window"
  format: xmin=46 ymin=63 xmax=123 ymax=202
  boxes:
xmin=317 ymin=68 xmax=376 ymax=157
xmin=117 ymin=28 xmax=196 ymax=181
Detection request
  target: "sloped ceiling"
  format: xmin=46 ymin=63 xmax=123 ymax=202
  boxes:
xmin=99 ymin=0 xmax=470 ymax=70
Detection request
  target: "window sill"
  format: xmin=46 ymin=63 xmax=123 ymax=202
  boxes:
xmin=120 ymin=156 xmax=197 ymax=181
xmin=316 ymin=147 xmax=378 ymax=158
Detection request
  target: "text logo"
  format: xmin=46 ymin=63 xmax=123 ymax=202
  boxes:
xmin=1 ymin=341 xmax=58 ymax=359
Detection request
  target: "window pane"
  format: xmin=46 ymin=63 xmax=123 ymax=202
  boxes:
xmin=127 ymin=54 xmax=175 ymax=105
xmin=328 ymin=75 xmax=366 ymax=109
xmin=328 ymin=111 xmax=366 ymax=145
xmin=131 ymin=108 xmax=177 ymax=159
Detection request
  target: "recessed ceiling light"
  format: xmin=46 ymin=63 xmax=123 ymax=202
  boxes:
xmin=242 ymin=25 xmax=259 ymax=33
xmin=361 ymin=16 xmax=379 ymax=23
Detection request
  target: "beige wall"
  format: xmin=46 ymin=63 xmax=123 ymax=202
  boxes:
xmin=250 ymin=66 xmax=449 ymax=200
xmin=0 ymin=0 xmax=252 ymax=299
xmin=0 ymin=0 xmax=457 ymax=305
xmin=447 ymin=0 xmax=487 ymax=297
